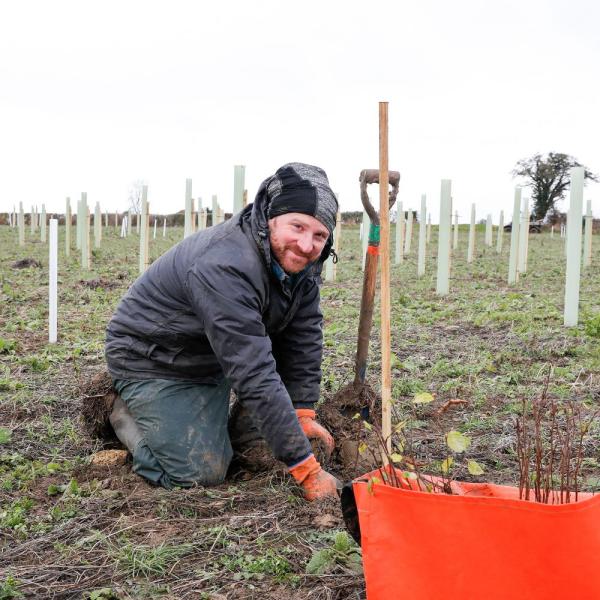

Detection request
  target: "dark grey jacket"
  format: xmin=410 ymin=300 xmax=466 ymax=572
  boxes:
xmin=105 ymin=191 xmax=332 ymax=466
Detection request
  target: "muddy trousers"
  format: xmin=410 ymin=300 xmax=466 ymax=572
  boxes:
xmin=113 ymin=378 xmax=233 ymax=489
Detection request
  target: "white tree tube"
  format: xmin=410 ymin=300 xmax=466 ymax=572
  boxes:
xmin=453 ymin=210 xmax=459 ymax=250
xmin=404 ymin=209 xmax=413 ymax=254
xmin=427 ymin=214 xmax=431 ymax=243
xmin=80 ymin=195 xmax=90 ymax=270
xmin=394 ymin=201 xmax=403 ymax=265
xmin=197 ymin=196 xmax=203 ymax=229
xmin=76 ymin=196 xmax=83 ymax=249
xmin=233 ymin=165 xmax=245 ymax=215
xmin=41 ymin=205 xmax=47 ymax=242
xmin=467 ymin=203 xmax=476 ymax=263
xmin=184 ymin=178 xmax=193 ymax=238
xmin=211 ymin=195 xmax=219 ymax=227
xmin=18 ymin=202 xmax=25 ymax=246
xmin=139 ymin=186 xmax=149 ymax=274
xmin=518 ymin=197 xmax=529 ymax=274
xmin=485 ymin=214 xmax=492 ymax=246
xmin=496 ymin=210 xmax=504 ymax=253
xmin=564 ymin=167 xmax=584 ymax=326
xmin=418 ymin=196 xmax=427 ymax=277
xmin=336 ymin=208 xmax=341 ymax=270
xmin=65 ymin=198 xmax=71 ymax=257
xmin=49 ymin=219 xmax=58 ymax=343
xmin=583 ymin=199 xmax=592 ymax=267
xmin=436 ymin=180 xmax=452 ymax=296
xmin=94 ymin=202 xmax=101 ymax=248
xmin=508 ymin=188 xmax=521 ymax=284
xmin=326 ymin=207 xmax=341 ymax=281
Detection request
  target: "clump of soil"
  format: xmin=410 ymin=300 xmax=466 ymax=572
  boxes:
xmin=90 ymin=449 xmax=129 ymax=467
xmin=80 ymin=370 xmax=118 ymax=442
xmin=228 ymin=440 xmax=284 ymax=478
xmin=79 ymin=278 xmax=118 ymax=290
xmin=11 ymin=258 xmax=42 ymax=269
xmin=228 ymin=399 xmax=283 ymax=476
xmin=319 ymin=381 xmax=382 ymax=479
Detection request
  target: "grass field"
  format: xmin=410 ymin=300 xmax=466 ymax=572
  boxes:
xmin=1 ymin=220 xmax=599 ymax=599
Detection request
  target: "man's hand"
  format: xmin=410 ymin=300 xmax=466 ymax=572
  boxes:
xmin=289 ymin=455 xmax=340 ymax=501
xmin=295 ymin=409 xmax=334 ymax=458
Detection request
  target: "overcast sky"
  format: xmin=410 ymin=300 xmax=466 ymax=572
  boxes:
xmin=1 ymin=0 xmax=599 ymax=222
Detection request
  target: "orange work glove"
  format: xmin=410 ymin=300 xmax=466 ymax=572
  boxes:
xmin=295 ymin=409 xmax=335 ymax=458
xmin=288 ymin=455 xmax=340 ymax=501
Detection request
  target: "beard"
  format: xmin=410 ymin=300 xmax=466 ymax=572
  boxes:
xmin=270 ymin=239 xmax=315 ymax=274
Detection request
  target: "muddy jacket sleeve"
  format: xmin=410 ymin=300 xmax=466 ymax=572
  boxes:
xmin=186 ymin=261 xmax=313 ymax=467
xmin=271 ymin=280 xmax=323 ymax=410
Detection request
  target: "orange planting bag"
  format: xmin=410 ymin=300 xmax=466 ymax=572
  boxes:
xmin=352 ymin=469 xmax=600 ymax=599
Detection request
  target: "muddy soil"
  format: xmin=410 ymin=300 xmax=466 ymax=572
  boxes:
xmin=79 ymin=278 xmax=120 ymax=290
xmin=318 ymin=381 xmax=382 ymax=479
xmin=80 ymin=369 xmax=118 ymax=442
xmin=10 ymin=257 xmax=42 ymax=269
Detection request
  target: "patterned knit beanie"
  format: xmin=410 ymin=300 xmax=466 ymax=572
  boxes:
xmin=266 ymin=163 xmax=338 ymax=235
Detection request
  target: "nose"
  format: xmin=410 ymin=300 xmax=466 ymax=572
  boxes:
xmin=297 ymin=232 xmax=314 ymax=255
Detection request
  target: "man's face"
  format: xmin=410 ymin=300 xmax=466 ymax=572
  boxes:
xmin=268 ymin=212 xmax=330 ymax=274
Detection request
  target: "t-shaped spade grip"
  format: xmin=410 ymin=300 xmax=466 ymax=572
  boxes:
xmin=360 ymin=169 xmax=401 ymax=187
xmin=359 ymin=169 xmax=401 ymax=224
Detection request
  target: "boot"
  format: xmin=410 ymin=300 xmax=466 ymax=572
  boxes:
xmin=109 ymin=396 xmax=144 ymax=454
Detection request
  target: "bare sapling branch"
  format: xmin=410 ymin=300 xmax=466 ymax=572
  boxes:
xmin=515 ymin=365 xmax=598 ymax=504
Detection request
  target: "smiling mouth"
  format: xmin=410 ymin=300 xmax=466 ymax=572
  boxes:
xmin=290 ymin=253 xmax=311 ymax=264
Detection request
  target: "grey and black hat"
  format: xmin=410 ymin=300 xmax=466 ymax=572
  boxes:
xmin=266 ymin=163 xmax=338 ymax=235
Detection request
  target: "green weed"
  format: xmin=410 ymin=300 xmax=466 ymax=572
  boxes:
xmin=21 ymin=355 xmax=49 ymax=372
xmin=85 ymin=589 xmax=120 ymax=600
xmin=306 ymin=531 xmax=362 ymax=575
xmin=0 ymin=575 xmax=24 ymax=599
xmin=221 ymin=548 xmax=294 ymax=582
xmin=584 ymin=313 xmax=600 ymax=338
xmin=0 ymin=429 xmax=11 ymax=444
xmin=0 ymin=453 xmax=64 ymax=492
xmin=0 ymin=497 xmax=34 ymax=534
xmin=0 ymin=338 xmax=17 ymax=354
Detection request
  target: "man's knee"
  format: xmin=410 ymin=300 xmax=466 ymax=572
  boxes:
xmin=132 ymin=438 xmax=232 ymax=489
xmin=169 ymin=445 xmax=232 ymax=487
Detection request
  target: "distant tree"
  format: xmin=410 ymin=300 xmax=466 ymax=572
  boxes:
xmin=127 ymin=179 xmax=147 ymax=215
xmin=342 ymin=211 xmax=363 ymax=224
xmin=512 ymin=153 xmax=597 ymax=221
